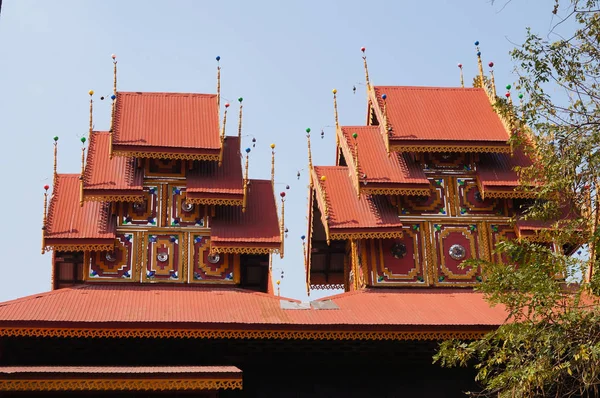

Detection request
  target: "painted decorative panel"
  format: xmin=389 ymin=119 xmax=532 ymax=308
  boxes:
xmin=399 ymin=178 xmax=448 ymax=216
xmin=170 ymin=186 xmax=207 ymax=227
xmin=143 ymin=233 xmax=182 ymax=282
xmin=372 ymin=225 xmax=429 ymax=286
xmin=489 ymin=224 xmax=518 ymax=264
xmin=87 ymin=234 xmax=134 ymax=281
xmin=423 ymin=153 xmax=472 ymax=171
xmin=190 ymin=236 xmax=235 ymax=283
xmin=145 ymin=158 xmax=185 ymax=177
xmin=430 ymin=222 xmax=486 ymax=286
xmin=455 ymin=178 xmax=506 ymax=216
xmin=119 ymin=186 xmax=159 ymax=226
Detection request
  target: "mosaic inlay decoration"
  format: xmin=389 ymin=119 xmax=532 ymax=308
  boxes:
xmin=171 ymin=186 xmax=205 ymax=227
xmin=431 ymin=223 xmax=483 ymax=285
xmin=120 ymin=186 xmax=158 ymax=226
xmin=191 ymin=236 xmax=234 ymax=282
xmin=89 ymin=234 xmax=133 ymax=280
xmin=145 ymin=234 xmax=181 ymax=281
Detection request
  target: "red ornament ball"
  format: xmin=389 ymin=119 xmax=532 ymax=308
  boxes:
xmin=360 ymin=47 xmax=366 ymax=52
xmin=280 ymin=192 xmax=286 ymax=198
xmin=505 ymin=92 xmax=511 ymax=98
xmin=44 ymin=185 xmax=50 ymax=191
xmin=225 ymin=103 xmax=230 ymax=108
xmin=488 ymin=62 xmax=494 ymax=68
xmin=457 ymin=63 xmax=462 ymax=68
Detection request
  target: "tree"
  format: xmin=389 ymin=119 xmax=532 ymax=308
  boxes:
xmin=434 ymin=1 xmax=600 ymax=396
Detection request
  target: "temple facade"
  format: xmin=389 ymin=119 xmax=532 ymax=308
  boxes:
xmin=0 ymin=47 xmax=563 ymax=397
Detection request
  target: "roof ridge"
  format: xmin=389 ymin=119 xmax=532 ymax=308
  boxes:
xmin=374 ymin=85 xmax=482 ymax=91
xmin=83 ymin=133 xmax=99 ymax=186
xmin=117 ymin=91 xmax=217 ymax=97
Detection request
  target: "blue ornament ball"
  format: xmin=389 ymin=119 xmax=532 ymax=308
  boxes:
xmin=110 ymin=94 xmax=116 ymax=100
xmin=245 ymin=147 xmax=251 ymax=153
xmin=474 ymin=40 xmax=480 ymax=46
xmin=382 ymin=94 xmax=387 ymax=100
xmin=216 ymin=56 xmax=221 ymax=61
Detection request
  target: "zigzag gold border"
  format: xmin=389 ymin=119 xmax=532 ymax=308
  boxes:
xmin=0 ymin=327 xmax=488 ymax=341
xmin=113 ymin=150 xmax=219 ymax=162
xmin=310 ymin=283 xmax=345 ymax=290
xmin=483 ymin=190 xmax=538 ymax=199
xmin=0 ymin=379 xmax=242 ymax=392
xmin=361 ymin=187 xmax=430 ymax=196
xmin=330 ymin=231 xmax=403 ymax=240
xmin=391 ymin=145 xmax=511 ymax=154
xmin=185 ymin=197 xmax=243 ymax=206
xmin=44 ymin=244 xmax=113 ymax=252
xmin=210 ymin=246 xmax=280 ymax=255
xmin=83 ymin=195 xmax=145 ymax=203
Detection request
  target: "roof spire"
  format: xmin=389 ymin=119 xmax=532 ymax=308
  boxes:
xmin=216 ymin=56 xmax=221 ymax=109
xmin=361 ymin=47 xmax=371 ymax=91
xmin=52 ymin=136 xmax=59 ymax=186
xmin=242 ymin=147 xmax=250 ymax=213
xmin=458 ymin=63 xmax=464 ymax=88
xmin=279 ymin=191 xmax=285 ymax=259
xmin=41 ymin=185 xmax=49 ymax=254
xmin=381 ymin=93 xmax=391 ymax=155
xmin=352 ymin=132 xmax=360 ymax=198
xmin=88 ymin=90 xmax=94 ymax=139
xmin=489 ymin=61 xmax=497 ymax=98
xmin=270 ymin=143 xmax=276 ymax=188
xmin=306 ymin=128 xmax=313 ymax=186
xmin=79 ymin=136 xmax=87 ymax=207
xmin=475 ymin=41 xmax=485 ymax=88
xmin=219 ymin=102 xmax=229 ymax=166
xmin=332 ymin=89 xmax=340 ymax=146
xmin=237 ymin=97 xmax=243 ymax=151
xmin=301 ymin=235 xmax=309 ymax=295
xmin=109 ymin=54 xmax=117 ymax=159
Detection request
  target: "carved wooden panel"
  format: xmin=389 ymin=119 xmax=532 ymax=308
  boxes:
xmin=145 ymin=158 xmax=185 ymax=177
xmin=142 ymin=233 xmax=183 ymax=282
xmin=118 ymin=186 xmax=159 ymax=226
xmin=190 ymin=236 xmax=235 ymax=283
xmin=398 ymin=178 xmax=448 ymax=216
xmin=87 ymin=233 xmax=134 ymax=281
xmin=170 ymin=185 xmax=207 ymax=227
xmin=488 ymin=224 xmax=517 ymax=264
xmin=454 ymin=178 xmax=507 ymax=217
xmin=423 ymin=152 xmax=472 ymax=171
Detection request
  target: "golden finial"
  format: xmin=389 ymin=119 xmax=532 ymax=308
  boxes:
xmin=79 ymin=136 xmax=87 ymax=207
xmin=279 ymin=191 xmax=286 ymax=259
xmin=381 ymin=93 xmax=391 ymax=155
xmin=109 ymin=54 xmax=117 ymax=159
xmin=332 ymin=89 xmax=340 ymax=146
xmin=505 ymin=84 xmax=513 ymax=106
xmin=52 ymin=136 xmax=59 ymax=186
xmin=216 ymin=56 xmax=221 ymax=109
xmin=458 ymin=63 xmax=464 ymax=88
xmin=270 ymin=143 xmax=276 ymax=188
xmin=88 ymin=90 xmax=94 ymax=138
xmin=111 ymin=54 xmax=117 ymax=94
xmin=488 ymin=61 xmax=497 ymax=98
xmin=475 ymin=41 xmax=485 ymax=87
xmin=242 ymin=147 xmax=250 ymax=212
xmin=237 ymin=97 xmax=243 ymax=143
xmin=41 ymin=185 xmax=49 ymax=254
xmin=306 ymin=127 xmax=313 ymax=168
xmin=276 ymin=279 xmax=281 ymax=297
xmin=352 ymin=133 xmax=360 ymax=198
xmin=219 ymin=102 xmax=229 ymax=166
xmin=361 ymin=47 xmax=371 ymax=90
xmin=301 ymin=235 xmax=308 ymax=295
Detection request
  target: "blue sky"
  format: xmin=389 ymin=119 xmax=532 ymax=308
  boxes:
xmin=0 ymin=0 xmax=560 ymax=301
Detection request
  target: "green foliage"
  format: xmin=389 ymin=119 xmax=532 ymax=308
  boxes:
xmin=435 ymin=1 xmax=600 ymax=396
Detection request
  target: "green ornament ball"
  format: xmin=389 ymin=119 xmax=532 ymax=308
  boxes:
xmin=306 ymin=128 xmax=311 ymax=133
xmin=518 ymin=93 xmax=524 ymax=99
xmin=53 ymin=136 xmax=59 ymax=142
xmin=238 ymin=97 xmax=243 ymax=102
xmin=352 ymin=133 xmax=358 ymax=139
xmin=80 ymin=137 xmax=86 ymax=144
xmin=506 ymin=84 xmax=512 ymax=90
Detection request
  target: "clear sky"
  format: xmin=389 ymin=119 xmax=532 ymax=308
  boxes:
xmin=0 ymin=0 xmax=560 ymax=302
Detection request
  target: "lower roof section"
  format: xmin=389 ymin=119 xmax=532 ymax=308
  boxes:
xmin=0 ymin=366 xmax=242 ymax=392
xmin=0 ymin=285 xmax=507 ymax=341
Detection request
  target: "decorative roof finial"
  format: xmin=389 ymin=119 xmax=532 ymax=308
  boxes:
xmin=242 ymin=147 xmax=251 ymax=212
xmin=475 ymin=41 xmax=485 ymax=88
xmin=306 ymin=128 xmax=313 ymax=185
xmin=301 ymin=235 xmax=308 ymax=295
xmin=52 ymin=136 xmax=59 ymax=186
xmin=219 ymin=102 xmax=229 ymax=166
xmin=381 ymin=93 xmax=391 ymax=155
xmin=111 ymin=54 xmax=117 ymax=94
xmin=88 ymin=90 xmax=94 ymax=138
xmin=458 ymin=63 xmax=464 ymax=88
xmin=489 ymin=61 xmax=497 ymax=98
xmin=270 ymin=143 xmax=276 ymax=188
xmin=361 ymin=47 xmax=371 ymax=91
xmin=276 ymin=279 xmax=281 ymax=296
xmin=279 ymin=191 xmax=285 ymax=259
xmin=79 ymin=136 xmax=87 ymax=207
xmin=332 ymin=89 xmax=340 ymax=146
xmin=352 ymin=132 xmax=360 ymax=198
xmin=237 ymin=97 xmax=243 ymax=151
xmin=109 ymin=54 xmax=117 ymax=159
xmin=41 ymin=185 xmax=49 ymax=254
xmin=216 ymin=56 xmax=221 ymax=109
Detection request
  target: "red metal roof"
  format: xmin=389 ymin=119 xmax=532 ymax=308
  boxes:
xmin=0 ymin=285 xmax=507 ymax=327
xmin=372 ymin=86 xmax=509 ymax=143
xmin=210 ymin=179 xmax=281 ymax=247
xmin=46 ymin=174 xmax=116 ymax=242
xmin=187 ymin=136 xmax=243 ymax=201
xmin=312 ymin=166 xmax=403 ymax=233
xmin=0 ymin=366 xmax=241 ymax=375
xmin=113 ymin=92 xmax=221 ymax=150
xmin=477 ymin=150 xmax=532 ymax=190
xmin=339 ymin=126 xmax=429 ymax=187
xmin=83 ymin=132 xmax=143 ymax=196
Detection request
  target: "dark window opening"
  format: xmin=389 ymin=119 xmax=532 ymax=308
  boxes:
xmin=54 ymin=251 xmax=84 ymax=289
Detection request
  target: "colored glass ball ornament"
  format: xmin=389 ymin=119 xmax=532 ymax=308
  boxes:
xmin=381 ymin=94 xmax=387 ymax=100
xmin=111 ymin=54 xmax=116 ymax=59
xmin=505 ymin=92 xmax=511 ymax=98
xmin=53 ymin=136 xmax=59 ymax=142
xmin=506 ymin=84 xmax=512 ymax=90
xmin=477 ymin=51 xmax=481 ymax=57
xmin=306 ymin=128 xmax=311 ymax=133
xmin=245 ymin=147 xmax=251 ymax=154
xmin=238 ymin=97 xmax=243 ymax=102
xmin=44 ymin=185 xmax=50 ymax=191
xmin=280 ymin=191 xmax=286 ymax=198
xmin=270 ymin=143 xmax=275 ymax=149
xmin=80 ymin=137 xmax=86 ymax=143
xmin=301 ymin=235 xmax=306 ymax=240
xmin=320 ymin=175 xmax=326 ymax=182
xmin=332 ymin=88 xmax=337 ymax=94
xmin=286 ymin=185 xmax=290 ymax=189
xmin=225 ymin=102 xmax=230 ymax=108
xmin=474 ymin=40 xmax=479 ymax=46
xmin=88 ymin=90 xmax=94 ymax=96
xmin=111 ymin=94 xmax=116 ymax=100
xmin=457 ymin=63 xmax=462 ymax=68
xmin=352 ymin=133 xmax=358 ymax=139
xmin=488 ymin=61 xmax=494 ymax=68
xmin=360 ymin=47 xmax=366 ymax=52
xmin=518 ymin=93 xmax=524 ymax=99
xmin=216 ymin=56 xmax=221 ymax=61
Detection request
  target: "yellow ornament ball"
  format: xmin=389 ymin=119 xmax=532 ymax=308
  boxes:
xmin=88 ymin=90 xmax=94 ymax=96
xmin=276 ymin=280 xmax=281 ymax=285
xmin=270 ymin=143 xmax=276 ymax=149
xmin=332 ymin=88 xmax=337 ymax=94
xmin=320 ymin=175 xmax=326 ymax=182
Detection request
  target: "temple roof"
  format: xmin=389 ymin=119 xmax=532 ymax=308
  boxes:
xmin=338 ymin=126 xmax=430 ymax=195
xmin=312 ymin=166 xmax=403 ymax=239
xmin=113 ymin=92 xmax=221 ymax=159
xmin=372 ymin=86 xmax=510 ymax=152
xmin=210 ymin=179 xmax=281 ymax=253
xmin=0 ymin=285 xmax=507 ymax=337
xmin=187 ymin=136 xmax=243 ymax=205
xmin=476 ymin=150 xmax=535 ymax=198
xmin=45 ymin=174 xmax=115 ymax=249
xmin=83 ymin=132 xmax=144 ymax=200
